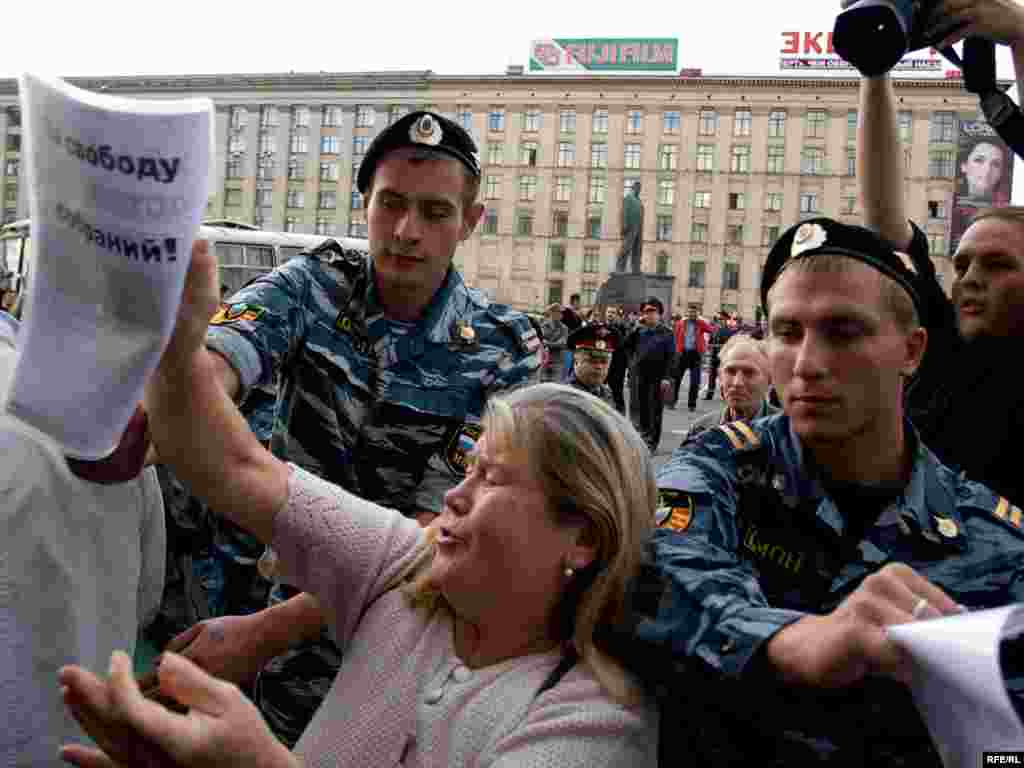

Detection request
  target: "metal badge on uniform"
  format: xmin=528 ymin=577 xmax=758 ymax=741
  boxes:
xmin=410 ymin=114 xmax=443 ymax=146
xmin=210 ymin=302 xmax=264 ymax=325
xmin=450 ymin=319 xmax=479 ymax=351
xmin=791 ymin=223 xmax=827 ymax=258
xmin=933 ymin=515 xmax=959 ymax=539
xmin=595 ymin=340 xmax=607 ymax=350
xmin=655 ymin=490 xmax=694 ymax=532
xmin=445 ymin=423 xmax=483 ymax=476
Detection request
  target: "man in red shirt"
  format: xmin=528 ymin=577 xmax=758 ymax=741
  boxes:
xmin=671 ymin=306 xmax=715 ymax=411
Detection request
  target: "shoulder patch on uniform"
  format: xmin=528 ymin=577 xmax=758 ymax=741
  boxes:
xmin=993 ymin=497 xmax=1023 ymax=529
xmin=656 ymin=489 xmax=694 ymax=531
xmin=445 ymin=423 xmax=483 ymax=476
xmin=716 ymin=421 xmax=760 ymax=451
xmin=210 ymin=302 xmax=264 ymax=325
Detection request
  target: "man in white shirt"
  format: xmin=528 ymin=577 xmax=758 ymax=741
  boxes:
xmin=0 ymin=309 xmax=166 ymax=766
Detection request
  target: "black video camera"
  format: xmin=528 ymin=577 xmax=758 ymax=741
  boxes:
xmin=833 ymin=0 xmax=958 ymax=77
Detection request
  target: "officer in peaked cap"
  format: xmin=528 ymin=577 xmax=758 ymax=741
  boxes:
xmin=565 ymin=323 xmax=617 ymax=407
xmin=191 ymin=107 xmax=539 ymax=745
xmin=611 ymin=216 xmax=1024 ymax=765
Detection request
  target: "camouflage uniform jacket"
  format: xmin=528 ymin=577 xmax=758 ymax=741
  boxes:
xmin=627 ymin=413 xmax=1024 ymax=765
xmin=566 ymin=370 xmax=615 ymax=408
xmin=206 ymin=240 xmax=542 ymax=516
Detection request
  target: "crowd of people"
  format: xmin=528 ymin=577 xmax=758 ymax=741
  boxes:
xmin=3 ymin=2 xmax=1024 ymax=764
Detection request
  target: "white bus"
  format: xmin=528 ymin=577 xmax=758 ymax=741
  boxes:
xmin=0 ymin=218 xmax=369 ymax=302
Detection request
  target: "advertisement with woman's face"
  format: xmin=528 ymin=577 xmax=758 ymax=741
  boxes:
xmin=957 ymin=122 xmax=1013 ymax=208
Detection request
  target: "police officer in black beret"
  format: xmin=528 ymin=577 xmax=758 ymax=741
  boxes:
xmin=566 ymin=323 xmax=617 ymax=407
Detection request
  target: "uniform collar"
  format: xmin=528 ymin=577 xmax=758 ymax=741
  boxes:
xmin=364 ymin=263 xmax=474 ymax=344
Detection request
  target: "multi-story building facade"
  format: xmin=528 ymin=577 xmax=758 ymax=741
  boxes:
xmin=0 ymin=70 xmax=993 ymax=317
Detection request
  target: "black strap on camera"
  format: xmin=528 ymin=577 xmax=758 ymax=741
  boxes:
xmin=943 ymin=38 xmax=1024 ymax=161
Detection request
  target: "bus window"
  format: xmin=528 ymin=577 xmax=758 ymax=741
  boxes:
xmin=279 ymin=246 xmax=303 ymax=263
xmin=247 ymin=245 xmax=274 ymax=268
xmin=215 ymin=243 xmax=245 ymax=266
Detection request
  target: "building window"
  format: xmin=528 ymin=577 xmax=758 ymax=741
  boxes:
xmin=485 ymin=175 xmax=500 ymax=199
xmin=657 ymin=178 xmax=676 ymax=205
xmin=765 ymin=191 xmax=783 ymax=211
xmin=321 ymin=106 xmax=341 ymax=127
xmin=520 ymin=141 xmax=539 ymax=167
xmin=663 ymin=110 xmax=681 ymax=134
xmin=523 ymin=108 xmax=542 ymax=132
xmin=519 ymin=175 xmax=538 ymax=201
xmin=255 ymin=189 xmax=273 ymax=208
xmin=517 ymin=210 xmax=534 ymax=236
xmin=734 ymin=109 xmax=752 ymax=137
xmin=691 ymin=222 xmax=708 ymax=243
xmin=929 ymin=149 xmax=955 ymax=177
xmin=799 ymin=192 xmax=819 ymax=214
xmin=587 ymin=214 xmax=602 ymax=239
xmin=762 ymin=225 xmax=781 ymax=247
xmin=554 ymin=176 xmax=573 ymax=202
xmin=319 ymin=161 xmax=338 ymax=182
xmin=623 ymin=177 xmax=640 ymax=197
xmin=224 ymin=189 xmax=243 ymax=207
xmin=290 ymin=134 xmax=308 ymax=154
xmin=656 ymin=215 xmax=673 ymax=241
xmin=284 ymin=157 xmax=303 ymax=181
xmin=5 ymin=107 xmax=21 ymax=128
xmin=768 ymin=110 xmax=786 ymax=138
xmin=699 ymin=109 xmax=718 ymax=136
xmin=805 ymin=109 xmax=828 ymax=139
xmin=284 ymin=217 xmax=298 ymax=233
xmin=846 ymin=147 xmax=856 ymax=177
xmin=257 ymin=134 xmax=276 ymax=155
xmin=320 ymin=136 xmax=339 ymax=154
xmin=553 ymin=210 xmax=569 ymax=238
xmin=489 ymin=107 xmax=506 ymax=131
xmin=767 ymin=144 xmax=785 ymax=174
xmin=847 ymin=110 xmax=858 ymax=141
xmin=898 ymin=111 xmax=913 ymax=142
xmin=688 ymin=260 xmax=706 ymax=287
xmin=656 ymin=252 xmax=671 ymax=275
xmin=259 ymin=107 xmax=278 ymax=128
xmin=228 ymin=136 xmax=246 ymax=155
xmin=286 ymin=190 xmax=304 ymax=208
xmin=230 ymin=107 xmax=247 ymax=129
xmin=624 ymin=143 xmax=641 ymax=169
xmin=841 ymin=195 xmax=857 ymax=214
xmin=694 ymin=191 xmax=712 ymax=209
xmin=730 ymin=145 xmax=751 ymax=173
xmin=658 ymin=144 xmax=678 ymax=171
xmin=350 ymin=185 xmax=363 ymax=209
xmin=696 ymin=144 xmax=715 ymax=172
xmin=592 ymin=108 xmax=609 ymax=134
xmin=727 ymin=224 xmax=744 ymax=245
xmin=930 ymin=111 xmax=957 ymax=143
xmin=315 ymin=218 xmax=336 ymax=236
xmin=590 ymin=142 xmax=608 ymax=169
xmin=482 ymin=208 xmax=499 ymax=235
xmin=318 ymin=191 xmax=337 ymax=209
xmin=547 ymin=280 xmax=564 ymax=305
xmin=549 ymin=243 xmax=566 ymax=271
xmin=928 ymin=200 xmax=947 ymax=219
xmin=929 ymin=234 xmax=947 ymax=254
xmin=626 ymin=109 xmax=643 ymax=134
xmin=353 ymin=136 xmax=368 ymax=160
xmin=257 ymin=159 xmax=276 ymax=180
xmin=5 ymin=158 xmax=19 ymax=177
xmin=801 ymin=147 xmax=826 ymax=175
xmin=225 ymin=160 xmax=243 ymax=179
xmin=723 ymin=262 xmax=740 ymax=291
xmin=559 ymin=109 xmax=576 ymax=133
xmin=348 ymin=219 xmax=368 ymax=237
xmin=588 ymin=176 xmax=607 ymax=204
xmin=486 ymin=142 xmax=503 ymax=166
xmin=356 ymin=106 xmax=374 ymax=128
xmin=728 ymin=192 xmax=746 ymax=210
xmin=457 ymin=107 xmax=473 ymax=131
xmin=583 ymin=246 xmax=601 ymax=273
xmin=554 ymin=141 xmax=575 ymax=168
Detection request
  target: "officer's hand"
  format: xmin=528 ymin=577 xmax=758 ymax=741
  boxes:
xmin=59 ymin=650 xmax=296 ymax=768
xmin=162 ymin=615 xmax=271 ymax=687
xmin=765 ymin=563 xmax=961 ymax=688
xmin=931 ymin=0 xmax=1024 ymax=49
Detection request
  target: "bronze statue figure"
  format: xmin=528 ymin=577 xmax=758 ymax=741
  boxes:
xmin=615 ymin=181 xmax=644 ymax=273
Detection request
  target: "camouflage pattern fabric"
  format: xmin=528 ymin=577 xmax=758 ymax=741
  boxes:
xmin=205 ymin=240 xmax=541 ymax=745
xmin=628 ymin=413 xmax=1024 ymax=765
xmin=565 ymin=370 xmax=615 ymax=408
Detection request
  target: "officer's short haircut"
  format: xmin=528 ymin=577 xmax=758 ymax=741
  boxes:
xmin=968 ymin=205 xmax=1024 ymax=239
xmin=364 ymin=146 xmax=481 ymax=209
xmin=768 ymin=253 xmax=920 ymax=331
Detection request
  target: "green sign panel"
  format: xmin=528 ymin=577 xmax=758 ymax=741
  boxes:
xmin=529 ymin=38 xmax=678 ymax=72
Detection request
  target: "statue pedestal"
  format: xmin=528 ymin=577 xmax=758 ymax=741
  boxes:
xmin=598 ymin=273 xmax=675 ymax=312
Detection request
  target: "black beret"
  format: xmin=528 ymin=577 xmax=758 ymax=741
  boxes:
xmin=355 ymin=111 xmax=481 ymax=194
xmin=640 ymin=296 xmax=664 ymax=315
xmin=760 ymin=218 xmax=926 ymax=321
xmin=568 ymin=323 xmax=617 ymax=355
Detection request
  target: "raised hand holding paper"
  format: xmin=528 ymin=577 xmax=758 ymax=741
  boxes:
xmin=6 ymin=73 xmax=212 ymax=458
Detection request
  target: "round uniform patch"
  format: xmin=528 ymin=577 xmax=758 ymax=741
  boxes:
xmin=210 ymin=302 xmax=264 ymax=325
xmin=445 ymin=423 xmax=483 ymax=476
xmin=655 ymin=490 xmax=694 ymax=531
xmin=933 ymin=515 xmax=959 ymax=539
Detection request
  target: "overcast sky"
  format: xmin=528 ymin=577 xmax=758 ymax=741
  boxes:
xmin=3 ymin=0 xmax=1018 ymax=79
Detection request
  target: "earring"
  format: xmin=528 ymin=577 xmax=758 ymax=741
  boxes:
xmin=563 ymin=559 xmax=575 ymax=578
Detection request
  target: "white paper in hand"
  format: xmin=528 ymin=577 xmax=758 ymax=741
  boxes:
xmin=886 ymin=605 xmax=1024 ymax=766
xmin=6 ymin=73 xmax=212 ymax=458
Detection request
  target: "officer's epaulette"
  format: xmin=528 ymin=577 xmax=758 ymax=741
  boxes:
xmin=482 ymin=303 xmax=542 ymax=356
xmin=715 ymin=420 xmax=762 ymax=452
xmin=991 ymin=496 xmax=1024 ymax=531
xmin=305 ymin=238 xmax=369 ymax=272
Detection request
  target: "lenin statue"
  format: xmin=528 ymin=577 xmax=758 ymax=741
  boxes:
xmin=615 ymin=181 xmax=644 ymax=273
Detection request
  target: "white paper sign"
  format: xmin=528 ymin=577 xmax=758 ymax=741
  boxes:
xmin=887 ymin=604 xmax=1024 ymax=767
xmin=5 ymin=73 xmax=212 ymax=459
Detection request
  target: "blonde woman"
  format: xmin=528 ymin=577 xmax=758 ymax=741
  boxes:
xmin=59 ymin=244 xmax=657 ymax=768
